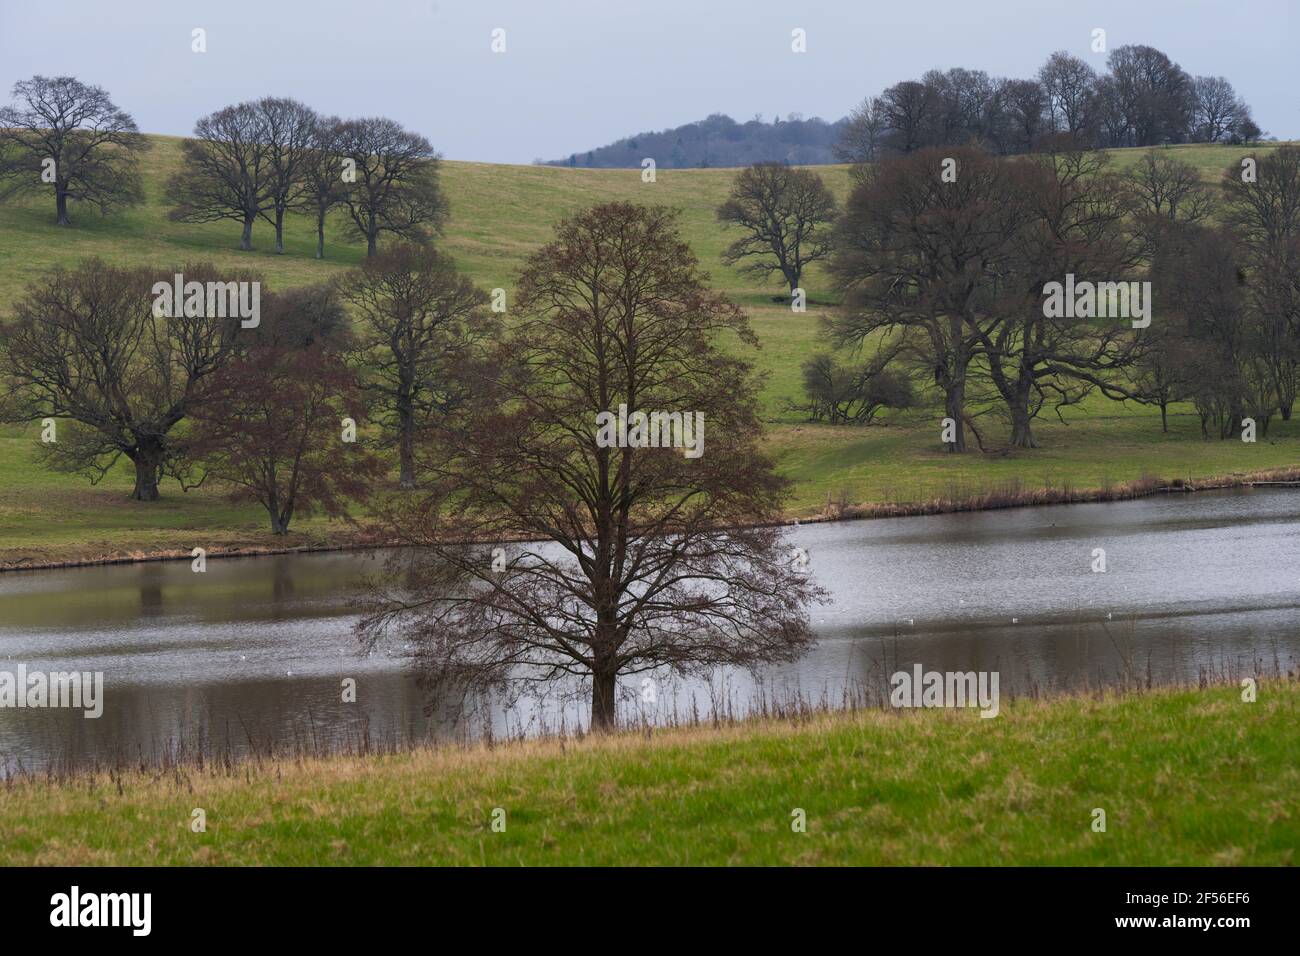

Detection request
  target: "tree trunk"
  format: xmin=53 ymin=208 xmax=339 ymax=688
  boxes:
xmin=267 ymin=492 xmax=292 ymax=535
xmin=1160 ymin=401 xmax=1169 ymax=433
xmin=316 ymin=212 xmax=326 ymax=260
xmin=398 ymin=426 xmax=415 ymax=488
xmin=397 ymin=390 xmax=416 ymax=488
xmin=240 ymin=214 xmax=255 ymax=251
xmin=55 ymin=190 xmax=71 ymax=227
xmin=590 ymin=668 xmax=617 ymax=732
xmin=944 ymin=381 xmax=967 ymax=453
xmin=274 ymin=208 xmax=285 ymax=254
xmin=129 ymin=450 xmax=163 ymax=501
xmin=367 ymin=230 xmax=378 ymax=257
xmin=1008 ymin=396 xmax=1038 ymax=449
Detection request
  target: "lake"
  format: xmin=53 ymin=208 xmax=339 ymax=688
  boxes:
xmin=1 ymin=488 xmax=1296 ymax=772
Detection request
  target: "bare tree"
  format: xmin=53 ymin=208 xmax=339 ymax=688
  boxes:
xmin=1037 ymin=52 xmax=1097 ymax=136
xmin=1125 ymin=150 xmax=1216 ymax=250
xmin=1236 ymin=115 xmax=1263 ymax=145
xmin=0 ymin=75 xmax=149 ymax=226
xmin=166 ymin=103 xmax=273 ymax=250
xmin=254 ymin=97 xmax=318 ymax=254
xmin=1152 ymin=221 xmax=1275 ymax=437
xmin=1191 ymin=76 xmax=1241 ymax=142
xmin=186 ymin=343 xmax=380 ymax=534
xmin=300 ymin=116 xmax=348 ymax=259
xmin=1131 ymin=310 xmax=1196 ymax=432
xmin=335 ymin=117 xmax=447 ymax=256
xmin=878 ymin=80 xmax=941 ymax=154
xmin=974 ymin=147 xmax=1145 ymax=448
xmin=830 ymin=146 xmax=1027 ymax=452
xmin=1221 ymin=146 xmax=1300 ymax=418
xmin=834 ymin=96 xmax=886 ymax=163
xmin=717 ymin=162 xmax=837 ymax=299
xmin=335 ymin=243 xmax=494 ymax=487
xmin=998 ymin=78 xmax=1049 ymax=153
xmin=356 ymin=203 xmax=820 ymax=730
xmin=0 ymin=261 xmax=253 ymax=499
xmin=1103 ymin=45 xmax=1195 ymax=146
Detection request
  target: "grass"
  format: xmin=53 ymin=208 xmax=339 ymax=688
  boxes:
xmin=1 ymin=138 xmax=1297 ymax=565
xmin=1 ymin=681 xmax=1294 ymax=865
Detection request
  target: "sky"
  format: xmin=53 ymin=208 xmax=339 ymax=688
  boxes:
xmin=0 ymin=0 xmax=1294 ymax=164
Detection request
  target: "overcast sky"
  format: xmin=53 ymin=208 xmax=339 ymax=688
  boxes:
xmin=1 ymin=0 xmax=1294 ymax=164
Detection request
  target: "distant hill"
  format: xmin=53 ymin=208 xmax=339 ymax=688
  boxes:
xmin=546 ymin=113 xmax=847 ymax=169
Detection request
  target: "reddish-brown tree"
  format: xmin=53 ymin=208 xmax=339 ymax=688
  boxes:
xmin=186 ymin=345 xmax=380 ymax=534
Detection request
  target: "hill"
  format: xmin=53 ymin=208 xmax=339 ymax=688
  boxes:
xmin=0 ymin=136 xmax=1297 ymax=566
xmin=544 ymin=112 xmax=847 ymax=168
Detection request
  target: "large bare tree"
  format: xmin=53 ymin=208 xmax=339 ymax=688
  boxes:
xmin=0 ymin=75 xmax=149 ymax=226
xmin=356 ymin=203 xmax=820 ymax=730
xmin=973 ymin=147 xmax=1145 ymax=448
xmin=1125 ymin=150 xmax=1217 ymax=248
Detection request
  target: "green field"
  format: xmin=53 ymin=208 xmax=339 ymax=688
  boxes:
xmin=1 ymin=681 xmax=1293 ymax=865
xmin=1 ymin=138 xmax=1298 ymax=566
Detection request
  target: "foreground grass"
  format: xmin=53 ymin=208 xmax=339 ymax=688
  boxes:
xmin=1 ymin=682 xmax=1295 ymax=865
xmin=1 ymin=139 xmax=1297 ymax=563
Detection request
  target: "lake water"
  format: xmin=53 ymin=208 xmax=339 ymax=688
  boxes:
xmin=1 ymin=488 xmax=1296 ymax=772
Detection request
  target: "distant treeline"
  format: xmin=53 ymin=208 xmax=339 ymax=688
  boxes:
xmin=545 ymin=113 xmax=847 ymax=169
xmin=550 ymin=43 xmax=1263 ymax=169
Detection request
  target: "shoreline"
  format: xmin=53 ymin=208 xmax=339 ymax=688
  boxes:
xmin=0 ymin=674 xmax=1284 ymax=787
xmin=3 ymin=465 xmax=1298 ymax=575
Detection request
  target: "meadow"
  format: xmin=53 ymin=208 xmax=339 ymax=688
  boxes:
xmin=0 ymin=681 xmax=1294 ymax=865
xmin=1 ymin=137 xmax=1297 ymax=566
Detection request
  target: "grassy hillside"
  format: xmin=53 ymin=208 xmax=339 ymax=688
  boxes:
xmin=1 ymin=138 xmax=1297 ymax=565
xmin=1 ymin=682 xmax=1294 ymax=865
